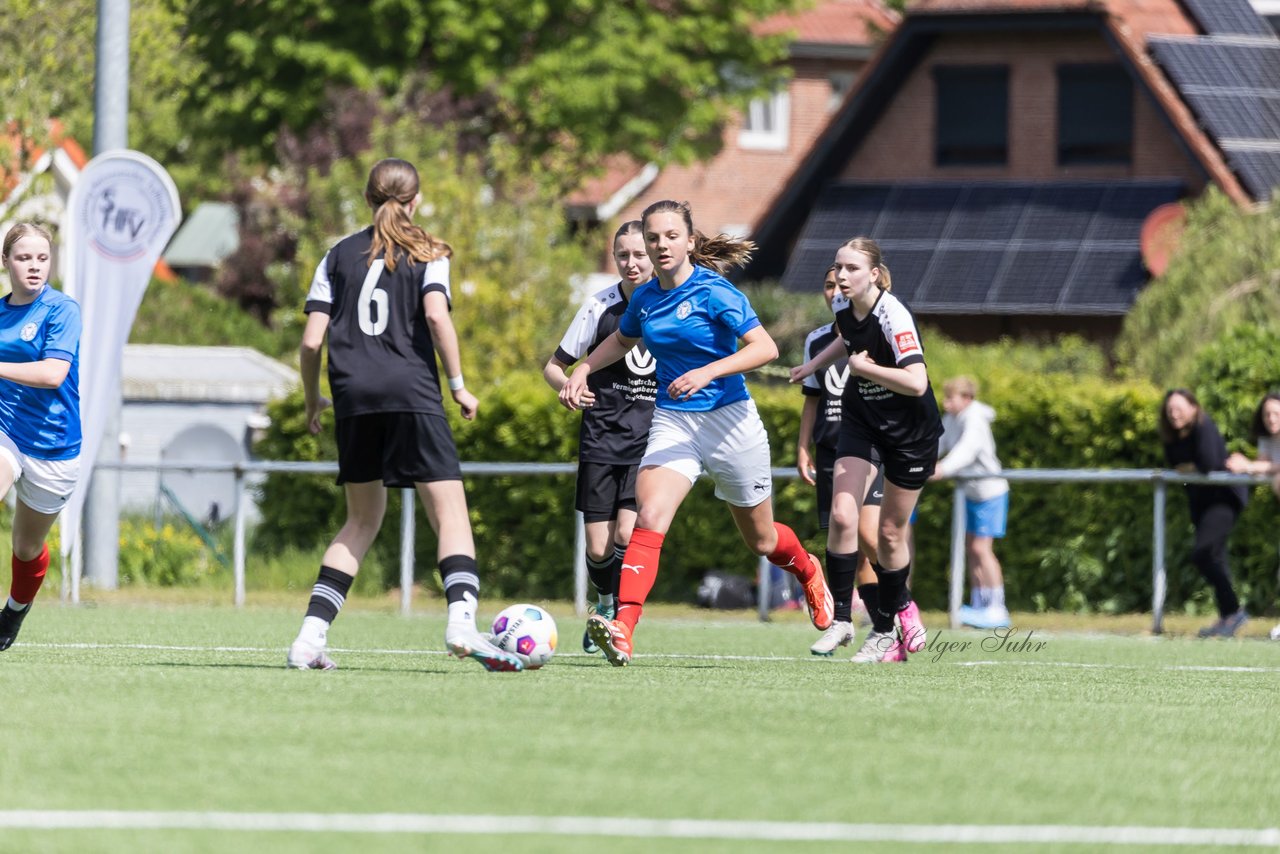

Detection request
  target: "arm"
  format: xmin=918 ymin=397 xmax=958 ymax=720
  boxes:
xmin=849 ymin=353 xmax=930 ymax=397
xmin=559 ymin=331 xmax=638 ymax=411
xmin=797 ymin=395 xmax=819 ymax=485
xmin=933 ymin=418 xmax=984 ymax=478
xmin=789 ymin=336 xmax=846 ymax=384
xmin=542 ymin=356 xmax=570 ymax=393
xmin=424 ymin=290 xmax=479 ymax=421
xmin=299 ymin=312 xmax=331 ymax=435
xmin=668 ymin=325 xmax=777 ymax=402
xmin=0 ymin=358 xmax=71 ymax=389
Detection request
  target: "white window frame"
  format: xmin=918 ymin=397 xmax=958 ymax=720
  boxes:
xmin=738 ymin=89 xmax=790 ymax=151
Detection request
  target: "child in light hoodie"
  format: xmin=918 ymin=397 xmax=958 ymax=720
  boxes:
xmin=930 ymin=377 xmax=1010 ymax=629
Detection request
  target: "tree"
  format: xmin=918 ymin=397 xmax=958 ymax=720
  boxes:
xmin=1115 ymin=188 xmax=1280 ymax=388
xmin=181 ymin=0 xmax=798 ymax=181
xmin=0 ymin=0 xmax=207 ymax=196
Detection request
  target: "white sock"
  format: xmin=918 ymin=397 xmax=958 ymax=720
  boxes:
xmin=598 ymin=594 xmax=615 ymax=608
xmin=447 ymin=592 xmax=477 ymax=626
xmin=297 ymin=615 xmax=328 ymax=647
xmin=7 ymin=597 xmax=29 ymax=612
xmin=989 ymin=587 xmax=1006 ymax=609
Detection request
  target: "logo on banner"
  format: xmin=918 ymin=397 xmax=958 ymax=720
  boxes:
xmin=79 ymin=165 xmax=175 ymax=261
xmin=624 ymin=345 xmax=656 ymax=376
xmin=894 ymin=330 xmax=919 ymax=355
xmin=19 ymin=323 xmax=38 ymax=342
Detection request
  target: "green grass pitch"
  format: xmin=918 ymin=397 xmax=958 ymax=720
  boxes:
xmin=4 ymin=600 xmax=1277 ymax=853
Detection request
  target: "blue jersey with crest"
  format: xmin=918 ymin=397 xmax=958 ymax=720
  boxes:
xmin=618 ymin=265 xmax=761 ymax=412
xmin=0 ymin=286 xmax=82 ymax=459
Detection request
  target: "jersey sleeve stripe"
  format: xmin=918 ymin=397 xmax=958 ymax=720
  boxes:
xmin=304 ymin=299 xmax=332 ymax=315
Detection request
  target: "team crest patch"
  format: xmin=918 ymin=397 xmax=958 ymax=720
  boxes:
xmin=894 ymin=330 xmax=919 ymax=354
xmin=19 ymin=322 xmax=38 ymax=342
xmin=676 ymin=300 xmax=692 ymax=320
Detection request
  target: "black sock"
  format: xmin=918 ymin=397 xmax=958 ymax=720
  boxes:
xmin=439 ymin=554 xmax=480 ymax=606
xmin=827 ymin=550 xmax=858 ymax=624
xmin=860 ymin=582 xmax=894 ymax=634
xmin=306 ymin=565 xmax=353 ymax=623
xmin=610 ymin=543 xmax=627 ymax=597
xmin=586 ymin=553 xmax=613 ymax=597
xmin=874 ymin=562 xmax=911 ymax=622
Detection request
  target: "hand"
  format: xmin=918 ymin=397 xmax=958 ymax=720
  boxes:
xmin=796 ymin=446 xmax=816 ymax=486
xmin=452 ymin=387 xmax=479 ymax=421
xmin=668 ymin=367 xmax=714 ymax=401
xmin=305 ymin=396 xmax=331 ymax=435
xmin=558 ymin=366 xmax=594 ymax=411
xmin=788 ymin=364 xmax=811 ymax=384
xmin=848 ymin=350 xmax=875 ymax=375
xmin=1224 ymin=452 xmax=1250 ymax=474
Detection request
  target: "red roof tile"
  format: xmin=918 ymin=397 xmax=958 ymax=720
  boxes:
xmin=757 ymin=0 xmax=901 ymax=43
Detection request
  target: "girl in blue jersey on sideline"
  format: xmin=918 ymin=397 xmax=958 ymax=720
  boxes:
xmin=287 ymin=158 xmax=521 ymax=672
xmin=791 ymin=237 xmax=942 ymax=663
xmin=559 ymin=200 xmax=834 ymax=666
xmin=0 ymin=223 xmax=82 ymax=651
xmin=544 ymin=222 xmax=657 ymax=656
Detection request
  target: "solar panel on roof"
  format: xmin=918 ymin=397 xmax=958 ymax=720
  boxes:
xmin=778 ymin=181 xmax=1180 ymax=313
xmin=1019 ymin=186 xmax=1105 ymax=241
xmin=1064 ymin=252 xmax=1147 ymax=311
xmin=1225 ymin=148 xmax=1280 ymax=199
xmin=949 ymin=185 xmax=1035 ymax=240
xmin=1182 ymin=0 xmax=1274 ymax=37
xmin=916 ymin=249 xmax=1007 ymax=306
xmin=876 ymin=185 xmax=964 ymax=239
xmin=1150 ymin=37 xmax=1280 ymax=201
xmin=991 ymin=250 xmax=1080 ymax=307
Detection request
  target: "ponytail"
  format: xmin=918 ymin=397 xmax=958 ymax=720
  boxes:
xmin=365 ymin=158 xmax=452 ymax=272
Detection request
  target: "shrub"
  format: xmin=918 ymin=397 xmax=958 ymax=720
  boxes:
xmin=117 ymin=517 xmax=215 ymax=587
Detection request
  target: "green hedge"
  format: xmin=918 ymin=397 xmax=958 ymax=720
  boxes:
xmin=253 ymin=363 xmax=1278 ymax=616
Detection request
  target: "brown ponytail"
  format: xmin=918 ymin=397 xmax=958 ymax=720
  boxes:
xmin=365 ymin=158 xmax=451 ymax=272
xmin=641 ymin=200 xmax=755 ymax=275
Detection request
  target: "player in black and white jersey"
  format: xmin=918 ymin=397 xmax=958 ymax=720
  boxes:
xmin=287 ymin=157 xmax=522 ymax=673
xmin=791 ymin=238 xmax=942 ymax=663
xmin=543 ymin=221 xmax=657 ymax=655
xmin=796 ymin=265 xmax=879 ymax=656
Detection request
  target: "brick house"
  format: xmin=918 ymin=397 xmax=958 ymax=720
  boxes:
xmin=566 ymin=0 xmax=900 ymax=282
xmin=744 ymin=0 xmax=1280 ymax=342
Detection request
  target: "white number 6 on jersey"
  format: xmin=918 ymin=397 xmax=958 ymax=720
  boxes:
xmin=357 ymin=260 xmax=389 ymax=336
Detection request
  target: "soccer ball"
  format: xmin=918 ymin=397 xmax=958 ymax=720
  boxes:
xmin=490 ymin=604 xmax=558 ymax=669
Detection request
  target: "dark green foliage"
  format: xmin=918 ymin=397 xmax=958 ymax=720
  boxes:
xmin=130 ymin=276 xmax=294 ymax=357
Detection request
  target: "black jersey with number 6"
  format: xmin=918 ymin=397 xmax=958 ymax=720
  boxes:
xmin=832 ymin=289 xmax=942 ymax=448
xmin=554 ymin=283 xmax=658 ymax=463
xmin=304 ymin=227 xmax=451 ymax=419
xmin=801 ymin=322 xmax=846 ymax=452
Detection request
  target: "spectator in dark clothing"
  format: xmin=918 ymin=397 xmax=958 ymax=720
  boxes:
xmin=1158 ymin=389 xmax=1249 ymax=638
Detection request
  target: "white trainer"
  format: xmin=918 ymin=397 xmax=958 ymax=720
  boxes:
xmin=445 ymin=622 xmax=524 ymax=672
xmin=287 ymin=639 xmax=337 ymax=670
xmin=810 ymin=621 xmax=856 ymax=656
xmin=849 ymin=629 xmax=906 ymax=664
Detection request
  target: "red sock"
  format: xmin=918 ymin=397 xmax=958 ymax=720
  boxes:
xmin=11 ymin=544 xmax=50 ymax=605
xmin=767 ymin=523 xmax=815 ymax=582
xmin=616 ymin=528 xmax=664 ymax=632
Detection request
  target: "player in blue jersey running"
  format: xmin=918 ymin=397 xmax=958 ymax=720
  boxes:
xmin=0 ymin=223 xmax=82 ymax=651
xmin=287 ymin=158 xmax=521 ymax=672
xmin=791 ymin=237 xmax=942 ymax=663
xmin=544 ymin=222 xmax=657 ymax=655
xmin=559 ymin=200 xmax=833 ymax=666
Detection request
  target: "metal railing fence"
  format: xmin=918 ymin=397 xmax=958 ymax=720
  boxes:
xmin=77 ymin=460 xmax=1272 ymax=633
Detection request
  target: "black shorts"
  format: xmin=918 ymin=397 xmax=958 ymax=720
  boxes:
xmin=815 ymin=444 xmax=884 ymax=530
xmin=575 ymin=461 xmax=638 ymax=523
xmin=835 ymin=424 xmax=938 ymax=491
xmin=335 ymin=412 xmax=462 ymax=487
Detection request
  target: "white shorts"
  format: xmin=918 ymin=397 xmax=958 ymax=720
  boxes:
xmin=0 ymin=432 xmax=80 ymax=515
xmin=641 ymin=399 xmax=773 ymax=507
